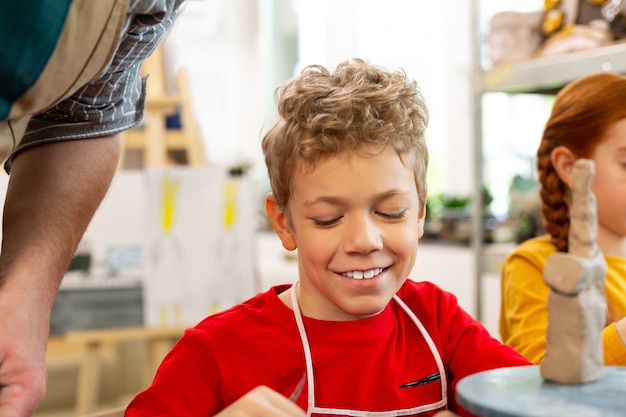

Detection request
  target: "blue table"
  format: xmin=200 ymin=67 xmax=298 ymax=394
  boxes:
xmin=456 ymin=365 xmax=626 ymax=417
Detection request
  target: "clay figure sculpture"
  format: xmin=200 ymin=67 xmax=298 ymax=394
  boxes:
xmin=540 ymin=159 xmax=607 ymax=384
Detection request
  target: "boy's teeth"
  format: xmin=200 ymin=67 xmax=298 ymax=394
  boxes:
xmin=344 ymin=268 xmax=383 ymax=280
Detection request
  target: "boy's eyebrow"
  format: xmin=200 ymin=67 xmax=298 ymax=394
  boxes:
xmin=303 ymin=196 xmax=347 ymax=207
xmin=303 ymin=190 xmax=413 ymax=207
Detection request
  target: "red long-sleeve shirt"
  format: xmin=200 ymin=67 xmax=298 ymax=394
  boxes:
xmin=126 ymin=280 xmax=530 ymax=416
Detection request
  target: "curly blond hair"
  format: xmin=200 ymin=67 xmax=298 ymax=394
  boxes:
xmin=262 ymin=58 xmax=429 ymax=216
xmin=537 ymin=72 xmax=626 ymax=252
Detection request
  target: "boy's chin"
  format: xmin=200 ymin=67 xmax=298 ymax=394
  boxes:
xmin=340 ymin=297 xmax=393 ymax=319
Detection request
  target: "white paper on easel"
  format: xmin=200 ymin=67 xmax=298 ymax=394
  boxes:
xmin=143 ymin=167 xmax=257 ymax=327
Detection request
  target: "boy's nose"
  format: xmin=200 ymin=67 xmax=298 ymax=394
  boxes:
xmin=343 ymin=214 xmax=383 ymax=254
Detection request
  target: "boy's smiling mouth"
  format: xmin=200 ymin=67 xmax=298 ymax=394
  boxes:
xmin=342 ymin=267 xmax=386 ymax=280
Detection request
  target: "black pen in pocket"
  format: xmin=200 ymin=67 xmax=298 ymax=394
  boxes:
xmin=400 ymin=371 xmax=441 ymax=389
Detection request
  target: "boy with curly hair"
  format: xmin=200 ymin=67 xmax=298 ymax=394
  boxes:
xmin=126 ymin=58 xmax=529 ymax=417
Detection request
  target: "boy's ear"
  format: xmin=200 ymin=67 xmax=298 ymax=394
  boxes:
xmin=417 ymin=188 xmax=427 ymax=239
xmin=265 ymin=193 xmax=297 ymax=251
xmin=551 ymin=146 xmax=576 ymax=187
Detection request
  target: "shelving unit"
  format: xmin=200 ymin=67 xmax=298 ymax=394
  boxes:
xmin=482 ymin=41 xmax=626 ymax=93
xmin=471 ymin=0 xmax=626 ymax=330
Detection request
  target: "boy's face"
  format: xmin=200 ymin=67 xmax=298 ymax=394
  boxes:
xmin=267 ymin=145 xmax=425 ymax=321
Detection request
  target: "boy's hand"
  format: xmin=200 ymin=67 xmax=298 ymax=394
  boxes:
xmin=215 ymin=386 xmax=306 ymax=417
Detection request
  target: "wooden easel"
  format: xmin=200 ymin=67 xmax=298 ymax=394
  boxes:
xmin=118 ymin=46 xmax=206 ymax=169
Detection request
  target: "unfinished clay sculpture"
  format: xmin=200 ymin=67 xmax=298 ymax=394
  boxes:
xmin=541 ymin=159 xmax=607 ymax=384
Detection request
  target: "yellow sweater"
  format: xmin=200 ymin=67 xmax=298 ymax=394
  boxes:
xmin=499 ymin=235 xmax=626 ymax=365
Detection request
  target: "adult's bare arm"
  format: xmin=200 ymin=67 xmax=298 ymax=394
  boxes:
xmin=0 ymin=134 xmax=120 ymax=417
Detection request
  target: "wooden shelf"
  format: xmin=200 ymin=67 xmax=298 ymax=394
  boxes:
xmin=482 ymin=41 xmax=626 ymax=94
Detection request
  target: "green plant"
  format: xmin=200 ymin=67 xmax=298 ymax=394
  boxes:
xmin=441 ymin=195 xmax=470 ymax=209
xmin=482 ymin=186 xmax=493 ymax=208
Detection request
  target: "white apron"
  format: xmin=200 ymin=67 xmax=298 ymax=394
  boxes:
xmin=291 ymin=283 xmax=448 ymax=417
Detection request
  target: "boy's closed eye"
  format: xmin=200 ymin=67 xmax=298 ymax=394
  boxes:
xmin=376 ymin=210 xmax=407 ymax=220
xmin=311 ymin=209 xmax=408 ymax=227
xmin=312 ymin=217 xmax=343 ymax=227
